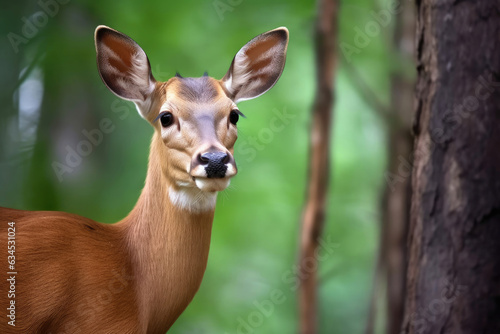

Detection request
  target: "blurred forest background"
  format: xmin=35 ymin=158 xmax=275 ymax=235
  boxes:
xmin=0 ymin=0 xmax=415 ymax=333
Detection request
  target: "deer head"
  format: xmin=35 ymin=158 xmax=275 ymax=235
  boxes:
xmin=95 ymin=26 xmax=289 ymax=212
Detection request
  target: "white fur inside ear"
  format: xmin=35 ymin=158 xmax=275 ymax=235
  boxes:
xmin=100 ymin=44 xmax=121 ymax=71
xmin=224 ymin=51 xmax=253 ymax=97
xmin=168 ymin=187 xmax=217 ymax=213
xmin=224 ymin=39 xmax=285 ymax=103
xmin=130 ymin=51 xmax=155 ymax=96
xmin=134 ymin=97 xmax=153 ymax=119
xmin=128 ymin=51 xmax=155 ymax=118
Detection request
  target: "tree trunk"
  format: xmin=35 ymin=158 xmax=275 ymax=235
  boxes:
xmin=298 ymin=0 xmax=337 ymax=333
xmin=364 ymin=2 xmax=415 ymax=333
xmin=383 ymin=2 xmax=415 ymax=333
xmin=403 ymin=1 xmax=500 ymax=333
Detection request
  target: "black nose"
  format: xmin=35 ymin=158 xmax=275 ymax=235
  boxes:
xmin=198 ymin=151 xmax=229 ymax=178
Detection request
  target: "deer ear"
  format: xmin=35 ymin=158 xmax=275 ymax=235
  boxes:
xmin=95 ymin=25 xmax=156 ymax=116
xmin=222 ymin=27 xmax=289 ymax=103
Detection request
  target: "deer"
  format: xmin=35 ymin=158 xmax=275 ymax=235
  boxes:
xmin=0 ymin=25 xmax=288 ymax=333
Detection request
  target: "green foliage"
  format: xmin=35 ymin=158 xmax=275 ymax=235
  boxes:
xmin=0 ymin=0 xmax=401 ymax=333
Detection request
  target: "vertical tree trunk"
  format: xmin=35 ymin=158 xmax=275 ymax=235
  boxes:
xmin=383 ymin=2 xmax=415 ymax=333
xmin=364 ymin=2 xmax=416 ymax=333
xmin=403 ymin=1 xmax=500 ymax=333
xmin=298 ymin=0 xmax=337 ymax=333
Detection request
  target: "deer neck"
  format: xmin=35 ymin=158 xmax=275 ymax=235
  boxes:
xmin=121 ymin=132 xmax=216 ymax=330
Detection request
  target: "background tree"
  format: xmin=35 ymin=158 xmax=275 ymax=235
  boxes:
xmin=403 ymin=1 xmax=500 ymax=333
xmin=364 ymin=2 xmax=416 ymax=334
xmin=380 ymin=1 xmax=414 ymax=330
xmin=298 ymin=0 xmax=337 ymax=333
xmin=343 ymin=2 xmax=416 ymax=333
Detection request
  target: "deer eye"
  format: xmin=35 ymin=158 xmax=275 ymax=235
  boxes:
xmin=229 ymin=110 xmax=239 ymax=125
xmin=158 ymin=112 xmax=174 ymax=127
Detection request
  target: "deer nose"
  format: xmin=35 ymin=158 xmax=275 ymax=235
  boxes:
xmin=197 ymin=151 xmax=229 ymax=178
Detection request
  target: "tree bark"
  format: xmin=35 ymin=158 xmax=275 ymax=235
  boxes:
xmin=403 ymin=1 xmax=500 ymax=333
xmin=298 ymin=0 xmax=337 ymax=333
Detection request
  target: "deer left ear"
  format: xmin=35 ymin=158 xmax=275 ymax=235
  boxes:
xmin=95 ymin=25 xmax=156 ymax=117
xmin=222 ymin=27 xmax=289 ymax=103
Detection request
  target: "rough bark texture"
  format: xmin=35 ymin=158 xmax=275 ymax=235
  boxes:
xmin=403 ymin=1 xmax=500 ymax=333
xmin=298 ymin=0 xmax=337 ymax=333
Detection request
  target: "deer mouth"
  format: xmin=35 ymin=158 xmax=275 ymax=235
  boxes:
xmin=193 ymin=176 xmax=232 ymax=192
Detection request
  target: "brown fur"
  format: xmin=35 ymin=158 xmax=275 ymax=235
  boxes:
xmin=0 ymin=208 xmax=140 ymax=333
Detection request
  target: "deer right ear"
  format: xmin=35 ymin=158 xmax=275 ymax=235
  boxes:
xmin=222 ymin=27 xmax=289 ymax=103
xmin=95 ymin=25 xmax=156 ymax=116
